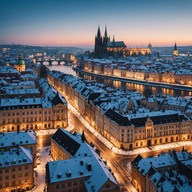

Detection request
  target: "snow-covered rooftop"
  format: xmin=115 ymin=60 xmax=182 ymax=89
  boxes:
xmin=47 ymin=129 xmax=119 ymax=191
xmin=0 ymin=130 xmax=37 ymax=147
xmin=0 ymin=146 xmax=33 ymax=168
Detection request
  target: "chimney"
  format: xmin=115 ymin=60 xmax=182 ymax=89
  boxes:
xmin=66 ymin=171 xmax=72 ymax=177
xmin=87 ymin=163 xmax=92 ymax=171
xmin=80 ymin=160 xmax=84 ymax=166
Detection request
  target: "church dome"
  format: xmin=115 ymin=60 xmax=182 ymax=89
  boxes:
xmin=15 ymin=55 xmax=25 ymax=65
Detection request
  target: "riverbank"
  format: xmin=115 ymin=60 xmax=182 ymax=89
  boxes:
xmin=74 ymin=67 xmax=192 ymax=93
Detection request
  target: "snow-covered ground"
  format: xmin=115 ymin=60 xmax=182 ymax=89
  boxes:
xmin=31 ymin=147 xmax=51 ymax=192
xmin=30 ymin=116 xmax=75 ymax=192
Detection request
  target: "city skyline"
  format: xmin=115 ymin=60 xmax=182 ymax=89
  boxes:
xmin=0 ymin=0 xmax=192 ymax=48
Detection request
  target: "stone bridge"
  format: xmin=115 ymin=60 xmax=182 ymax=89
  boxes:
xmin=36 ymin=58 xmax=68 ymax=65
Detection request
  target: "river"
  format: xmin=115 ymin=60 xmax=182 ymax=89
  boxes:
xmin=46 ymin=63 xmax=77 ymax=76
xmin=47 ymin=64 xmax=192 ymax=97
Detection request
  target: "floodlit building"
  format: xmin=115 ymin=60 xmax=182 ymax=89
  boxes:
xmin=0 ymin=130 xmax=37 ymax=167
xmin=46 ymin=129 xmax=120 ymax=192
xmin=0 ymin=146 xmax=34 ymax=192
xmin=48 ymin=70 xmax=192 ymax=151
xmin=14 ymin=55 xmax=25 ymax=72
xmin=131 ymin=149 xmax=192 ymax=192
xmin=0 ymin=77 xmax=68 ymax=133
xmin=94 ymin=26 xmax=151 ymax=57
xmin=173 ymin=43 xmax=179 ymax=56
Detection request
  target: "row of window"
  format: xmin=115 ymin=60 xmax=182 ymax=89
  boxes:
xmin=0 ymin=166 xmax=28 ymax=174
xmin=1 ymin=121 xmax=68 ymax=132
xmin=1 ymin=109 xmax=65 ymax=117
xmin=0 ymin=179 xmax=29 ymax=188
xmin=1 ymin=115 xmax=66 ymax=124
xmin=0 ymin=172 xmax=28 ymax=180
xmin=121 ymin=124 xmax=188 ymax=135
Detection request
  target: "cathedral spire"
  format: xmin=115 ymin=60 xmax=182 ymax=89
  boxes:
xmin=173 ymin=42 xmax=179 ymax=56
xmin=174 ymin=42 xmax=177 ymax=50
xmin=148 ymin=42 xmax=152 ymax=49
xmin=104 ymin=25 xmax=108 ymax=37
xmin=97 ymin=25 xmax=101 ymax=38
xmin=113 ymin=35 xmax=115 ymax=42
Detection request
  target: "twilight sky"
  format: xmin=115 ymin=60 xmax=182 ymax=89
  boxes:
xmin=0 ymin=0 xmax=192 ymax=48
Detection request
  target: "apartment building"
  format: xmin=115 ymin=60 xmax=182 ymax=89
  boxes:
xmin=0 ymin=147 xmax=34 ymax=192
xmin=46 ymin=128 xmax=120 ymax=192
xmin=0 ymin=76 xmax=68 ymax=133
xmin=131 ymin=149 xmax=192 ymax=192
xmin=0 ymin=130 xmax=37 ymax=167
xmin=47 ymin=71 xmax=192 ymax=150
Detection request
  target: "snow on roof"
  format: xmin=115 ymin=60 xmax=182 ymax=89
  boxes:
xmin=159 ymin=180 xmax=175 ymax=192
xmin=1 ymin=88 xmax=40 ymax=95
xmin=0 ymin=146 xmax=33 ymax=168
xmin=159 ymin=170 xmax=192 ymax=192
xmin=134 ymin=150 xmax=192 ymax=192
xmin=134 ymin=157 xmax=151 ymax=176
xmin=0 ymin=66 xmax=20 ymax=74
xmin=0 ymin=130 xmax=36 ymax=147
xmin=21 ymin=73 xmax=37 ymax=79
xmin=0 ymin=97 xmax=43 ymax=109
xmin=126 ymin=110 xmax=178 ymax=119
xmin=167 ymin=98 xmax=188 ymax=107
xmin=176 ymin=151 xmax=192 ymax=161
xmin=149 ymin=171 xmax=162 ymax=185
xmin=47 ymin=129 xmax=119 ymax=191
xmin=146 ymin=153 xmax=177 ymax=168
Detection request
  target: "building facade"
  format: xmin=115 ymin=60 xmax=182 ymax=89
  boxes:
xmin=173 ymin=43 xmax=179 ymax=56
xmin=0 ymin=147 xmax=34 ymax=192
xmin=47 ymin=71 xmax=192 ymax=151
xmin=131 ymin=149 xmax=192 ymax=192
xmin=14 ymin=55 xmax=25 ymax=72
xmin=46 ymin=129 xmax=120 ymax=192
xmin=0 ymin=76 xmax=68 ymax=133
xmin=94 ymin=26 xmax=151 ymax=57
xmin=0 ymin=130 xmax=37 ymax=167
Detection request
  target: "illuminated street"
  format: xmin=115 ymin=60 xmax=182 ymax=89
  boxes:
xmin=69 ymin=110 xmax=134 ymax=191
xmin=32 ymin=93 xmax=192 ymax=192
xmin=67 ymin=103 xmax=192 ymax=191
xmin=34 ymin=109 xmax=136 ymax=192
xmin=32 ymin=119 xmax=75 ymax=192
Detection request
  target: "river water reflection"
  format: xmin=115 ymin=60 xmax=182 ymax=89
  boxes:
xmin=47 ymin=65 xmax=192 ymax=97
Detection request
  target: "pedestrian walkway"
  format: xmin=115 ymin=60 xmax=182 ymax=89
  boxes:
xmin=31 ymin=146 xmax=51 ymax=192
xmin=68 ymin=102 xmax=192 ymax=156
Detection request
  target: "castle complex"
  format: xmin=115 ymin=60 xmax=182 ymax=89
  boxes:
xmin=94 ymin=26 xmax=151 ymax=57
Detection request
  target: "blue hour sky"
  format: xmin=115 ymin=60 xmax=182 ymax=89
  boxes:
xmin=0 ymin=0 xmax=192 ymax=47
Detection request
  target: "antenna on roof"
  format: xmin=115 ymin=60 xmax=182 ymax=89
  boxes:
xmin=81 ymin=131 xmax=86 ymax=143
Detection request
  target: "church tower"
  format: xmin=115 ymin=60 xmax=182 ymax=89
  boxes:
xmin=14 ymin=55 xmax=25 ymax=72
xmin=103 ymin=25 xmax=110 ymax=53
xmin=95 ymin=26 xmax=103 ymax=57
xmin=173 ymin=42 xmax=179 ymax=56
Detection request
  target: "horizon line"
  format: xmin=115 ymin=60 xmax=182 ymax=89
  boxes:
xmin=1 ymin=43 xmax=192 ymax=49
